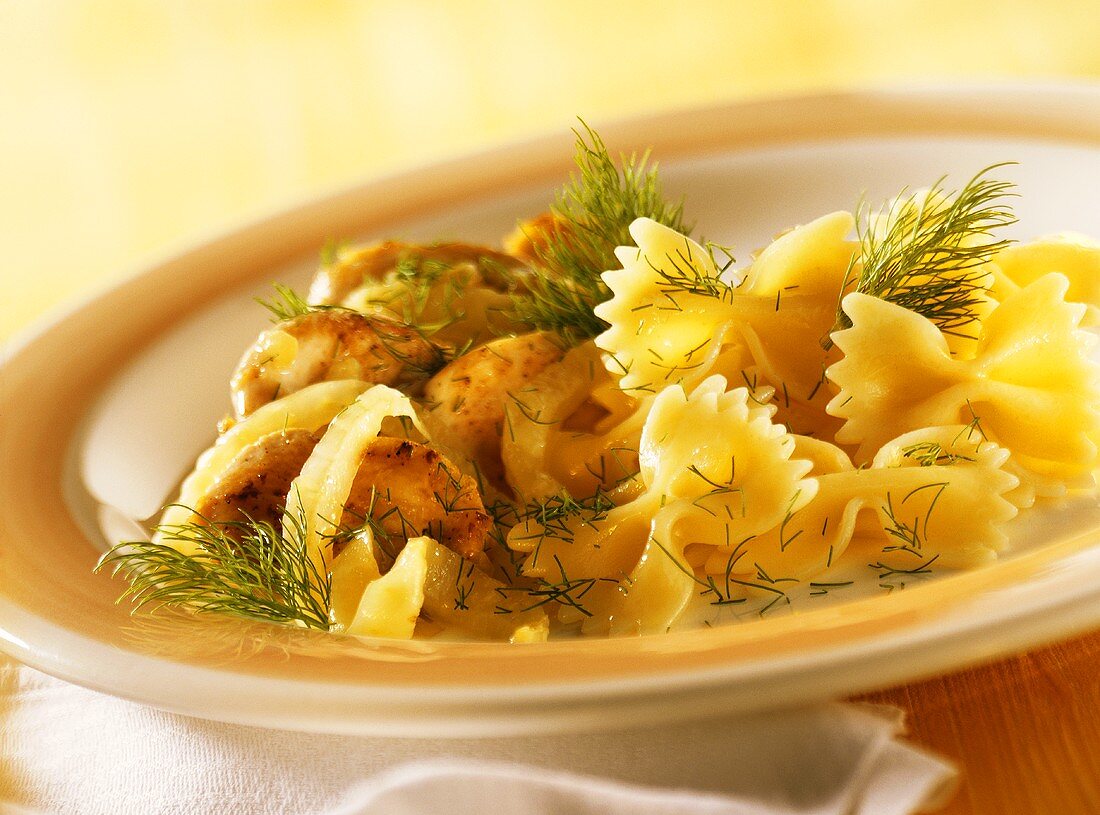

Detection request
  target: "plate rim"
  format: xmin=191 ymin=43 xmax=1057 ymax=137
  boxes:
xmin=4 ymin=83 xmax=1100 ymax=736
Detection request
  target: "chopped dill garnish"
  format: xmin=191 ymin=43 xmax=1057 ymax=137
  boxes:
xmin=872 ymin=554 xmax=941 ymax=591
xmin=900 ymin=441 xmax=975 ymax=467
xmin=495 ymin=555 xmax=619 ymax=618
xmin=648 ymin=534 xmax=792 ymax=614
xmin=519 ymin=490 xmax=616 ymax=541
xmin=879 ymin=483 xmax=948 ymax=559
xmin=808 ymin=580 xmax=854 ymax=597
xmin=827 ymin=164 xmax=1017 ymax=345
xmin=649 ymin=238 xmax=737 ymax=304
xmin=510 ymin=121 xmax=689 ymax=344
xmin=95 ymin=506 xmax=331 ymax=630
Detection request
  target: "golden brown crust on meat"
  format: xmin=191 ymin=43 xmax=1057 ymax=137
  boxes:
xmin=423 ymin=332 xmax=564 ymax=494
xmin=344 ymin=436 xmax=491 ymax=560
xmin=194 ymin=429 xmax=320 ymax=531
xmin=230 ymin=310 xmax=440 ymax=417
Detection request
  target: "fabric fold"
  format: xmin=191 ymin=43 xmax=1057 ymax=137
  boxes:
xmin=0 ymin=656 xmax=954 ymax=815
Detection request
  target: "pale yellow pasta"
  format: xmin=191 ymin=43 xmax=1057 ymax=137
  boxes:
xmin=827 ymin=273 xmax=1100 ymax=483
xmin=283 ymin=384 xmax=426 ymax=578
xmin=345 ymin=536 xmax=429 ymax=639
xmin=716 ymin=425 xmax=1019 ymax=581
xmin=991 ymin=233 xmax=1100 ymax=326
xmin=868 ymin=426 xmax=1020 ymax=569
xmin=594 ymin=218 xmax=740 ymax=396
xmin=638 ymin=376 xmax=816 ymax=543
xmin=697 ymin=434 xmax=864 ymax=580
xmin=732 ymin=211 xmax=855 ymax=424
xmin=516 ymin=376 xmax=816 ymax=635
xmin=594 ymin=214 xmax=856 ymax=438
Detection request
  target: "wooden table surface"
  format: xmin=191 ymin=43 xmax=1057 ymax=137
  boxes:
xmin=863 ymin=631 xmax=1100 ymax=813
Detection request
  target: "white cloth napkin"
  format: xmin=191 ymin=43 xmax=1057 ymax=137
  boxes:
xmin=0 ymin=656 xmax=955 ymax=815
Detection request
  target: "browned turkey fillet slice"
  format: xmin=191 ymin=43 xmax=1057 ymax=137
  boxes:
xmin=230 ymin=311 xmax=440 ymax=418
xmin=343 ymin=436 xmax=492 ymax=560
xmin=423 ymin=332 xmax=564 ymax=494
xmin=193 ymin=428 xmax=320 ymax=532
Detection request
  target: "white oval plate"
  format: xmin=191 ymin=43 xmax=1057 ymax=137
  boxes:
xmin=3 ymin=85 xmax=1100 ymax=737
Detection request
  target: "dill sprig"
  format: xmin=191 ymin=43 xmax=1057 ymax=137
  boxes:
xmin=510 ymin=121 xmax=689 ymax=344
xmin=256 ymin=283 xmax=349 ymax=323
xmin=648 ymin=535 xmax=793 ymax=615
xmin=879 ymin=483 xmax=948 ymax=560
xmin=95 ymin=506 xmax=331 ymax=630
xmin=827 ymin=164 xmax=1017 ymax=344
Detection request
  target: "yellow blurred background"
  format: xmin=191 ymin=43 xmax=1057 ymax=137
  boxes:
xmin=3 ymin=0 xmax=1100 ymax=340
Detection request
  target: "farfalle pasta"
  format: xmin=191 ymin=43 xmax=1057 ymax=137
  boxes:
xmin=595 ymin=213 xmax=855 ymax=438
xmin=827 ymin=274 xmax=1100 ymax=481
xmin=98 ymin=127 xmax=1100 ymax=642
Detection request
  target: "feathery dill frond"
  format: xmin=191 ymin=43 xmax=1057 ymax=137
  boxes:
xmin=256 ymin=283 xmax=350 ymax=324
xmin=827 ymin=164 xmax=1017 ymax=345
xmin=96 ymin=506 xmax=331 ymax=630
xmin=510 ymin=121 xmax=689 ymax=344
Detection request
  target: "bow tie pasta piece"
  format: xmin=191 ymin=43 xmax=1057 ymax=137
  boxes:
xmin=742 ymin=212 xmax=856 ymax=298
xmin=826 ymin=293 xmax=959 ymax=462
xmin=999 ymin=454 xmax=1094 ymax=510
xmin=968 ymin=274 xmax=1100 ymax=476
xmin=736 ymin=211 xmax=856 ymax=417
xmin=991 ymin=234 xmax=1100 ymax=326
xmin=827 ymin=273 xmax=1100 ymax=482
xmin=504 ymin=376 xmax=815 ymax=635
xmin=638 ymin=376 xmax=818 ymax=539
xmin=595 ymin=214 xmax=855 ymax=437
xmin=730 ymin=425 xmax=1019 ymax=583
xmin=697 ymin=435 xmax=864 ymax=581
xmin=586 ymin=377 xmax=817 ymax=634
xmin=867 ymin=426 xmax=1019 ymax=569
xmin=594 ymin=218 xmax=738 ymax=396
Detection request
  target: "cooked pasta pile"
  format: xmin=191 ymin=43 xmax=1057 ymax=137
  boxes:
xmin=99 ymin=130 xmax=1100 ymax=641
